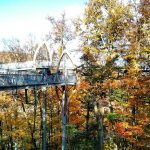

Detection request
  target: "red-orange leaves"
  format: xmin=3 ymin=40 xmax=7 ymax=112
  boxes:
xmin=78 ymin=80 xmax=91 ymax=91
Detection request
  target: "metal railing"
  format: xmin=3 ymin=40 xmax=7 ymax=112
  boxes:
xmin=0 ymin=73 xmax=76 ymax=89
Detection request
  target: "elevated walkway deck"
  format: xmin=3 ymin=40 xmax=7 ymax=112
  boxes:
xmin=0 ymin=49 xmax=78 ymax=90
xmin=0 ymin=73 xmax=76 ymax=90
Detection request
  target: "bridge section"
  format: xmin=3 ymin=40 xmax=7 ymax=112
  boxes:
xmin=0 ymin=72 xmax=76 ymax=90
xmin=0 ymin=43 xmax=77 ymax=90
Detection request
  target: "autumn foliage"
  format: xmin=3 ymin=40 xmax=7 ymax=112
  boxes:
xmin=0 ymin=0 xmax=150 ymax=149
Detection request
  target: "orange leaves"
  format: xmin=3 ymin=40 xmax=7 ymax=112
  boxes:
xmin=115 ymin=122 xmax=144 ymax=139
xmin=132 ymin=125 xmax=144 ymax=136
xmin=69 ymin=93 xmax=85 ymax=126
xmin=103 ymin=79 xmax=122 ymax=89
xmin=69 ymin=98 xmax=83 ymax=114
xmin=121 ymin=78 xmax=139 ymax=88
xmin=116 ymin=122 xmax=129 ymax=129
xmin=136 ymin=115 xmax=150 ymax=126
xmin=115 ymin=122 xmax=126 ymax=136
xmin=70 ymin=114 xmax=85 ymax=125
xmin=79 ymin=0 xmax=150 ymax=148
xmin=78 ymin=80 xmax=91 ymax=91
xmin=110 ymin=80 xmax=122 ymax=89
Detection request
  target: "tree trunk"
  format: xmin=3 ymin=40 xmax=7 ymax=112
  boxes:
xmin=86 ymin=102 xmax=90 ymax=140
xmin=99 ymin=116 xmax=104 ymax=150
xmin=94 ymin=101 xmax=104 ymax=150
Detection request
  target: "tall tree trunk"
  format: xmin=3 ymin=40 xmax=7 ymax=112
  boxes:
xmin=47 ymin=87 xmax=53 ymax=149
xmin=0 ymin=121 xmax=4 ymax=150
xmin=99 ymin=116 xmax=104 ymax=150
xmin=86 ymin=102 xmax=90 ymax=140
xmin=94 ymin=101 xmax=104 ymax=150
xmin=21 ymin=90 xmax=37 ymax=149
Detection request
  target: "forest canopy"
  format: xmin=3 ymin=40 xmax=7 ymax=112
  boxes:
xmin=0 ymin=0 xmax=149 ymax=149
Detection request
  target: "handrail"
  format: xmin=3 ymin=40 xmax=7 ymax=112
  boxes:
xmin=0 ymin=73 xmax=76 ymax=89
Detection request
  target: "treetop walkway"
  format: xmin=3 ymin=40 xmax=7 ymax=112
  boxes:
xmin=0 ymin=42 xmax=77 ymax=90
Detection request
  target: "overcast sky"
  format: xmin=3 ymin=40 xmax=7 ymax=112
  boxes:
xmin=0 ymin=0 xmax=87 ymax=49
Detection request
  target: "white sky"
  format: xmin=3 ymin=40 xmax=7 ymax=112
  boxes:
xmin=0 ymin=0 xmax=87 ymax=50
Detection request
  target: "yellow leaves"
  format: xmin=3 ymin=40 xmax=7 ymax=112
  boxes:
xmin=0 ymin=112 xmax=4 ymax=120
xmin=106 ymin=55 xmax=112 ymax=62
xmin=69 ymin=99 xmax=82 ymax=113
xmin=12 ymin=129 xmax=27 ymax=139
xmin=122 ymin=122 xmax=130 ymax=129
xmin=58 ymin=46 xmax=63 ymax=56
xmin=25 ymin=144 xmax=33 ymax=150
xmin=127 ymin=67 xmax=139 ymax=76
xmin=0 ymin=93 xmax=13 ymax=109
xmin=125 ymin=52 xmax=140 ymax=76
xmin=81 ymin=0 xmax=150 ymax=148
xmin=105 ymin=2 xmax=132 ymax=36
xmin=111 ymin=71 xmax=118 ymax=78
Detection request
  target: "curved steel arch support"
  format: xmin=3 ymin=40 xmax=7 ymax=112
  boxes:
xmin=33 ymin=41 xmax=52 ymax=65
xmin=57 ymin=51 xmax=76 ymax=71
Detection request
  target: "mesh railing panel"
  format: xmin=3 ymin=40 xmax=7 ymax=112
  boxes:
xmin=0 ymin=73 xmax=76 ymax=88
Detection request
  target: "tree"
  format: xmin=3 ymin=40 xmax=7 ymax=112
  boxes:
xmin=23 ymin=33 xmax=38 ymax=59
xmin=76 ymin=0 xmax=150 ymax=149
xmin=1 ymin=37 xmax=36 ymax=62
xmin=47 ymin=13 xmax=75 ymax=56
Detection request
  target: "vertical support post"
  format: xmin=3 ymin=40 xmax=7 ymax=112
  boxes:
xmin=33 ymin=86 xmax=37 ymax=149
xmin=62 ymin=85 xmax=68 ymax=150
xmin=33 ymin=87 xmax=37 ymax=128
xmin=25 ymin=88 xmax=28 ymax=104
xmin=42 ymin=87 xmax=47 ymax=150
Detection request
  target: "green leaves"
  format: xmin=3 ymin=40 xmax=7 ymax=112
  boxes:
xmin=107 ymin=112 xmax=122 ymax=121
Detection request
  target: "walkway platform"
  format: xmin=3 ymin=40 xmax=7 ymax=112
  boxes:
xmin=0 ymin=73 xmax=76 ymax=90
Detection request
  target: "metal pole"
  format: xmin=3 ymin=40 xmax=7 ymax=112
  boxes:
xmin=33 ymin=86 xmax=37 ymax=149
xmin=42 ymin=87 xmax=47 ymax=150
xmin=33 ymin=86 xmax=37 ymax=131
xmin=62 ymin=85 xmax=68 ymax=150
xmin=25 ymin=88 xmax=28 ymax=104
